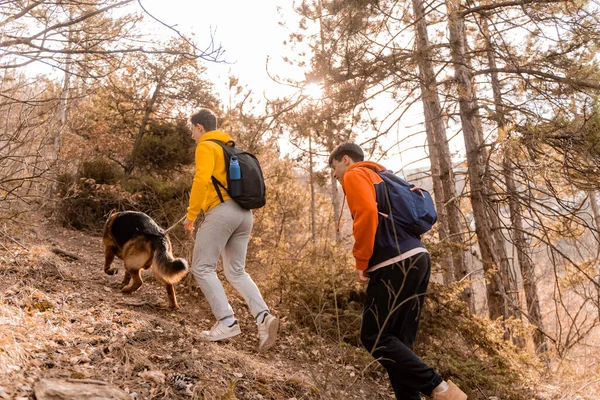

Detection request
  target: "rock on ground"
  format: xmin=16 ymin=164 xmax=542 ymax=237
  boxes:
xmin=34 ymin=379 xmax=130 ymax=400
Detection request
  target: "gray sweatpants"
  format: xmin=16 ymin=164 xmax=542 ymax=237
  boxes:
xmin=192 ymin=200 xmax=269 ymax=321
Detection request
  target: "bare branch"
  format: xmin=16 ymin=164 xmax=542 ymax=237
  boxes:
xmin=461 ymin=0 xmax=571 ymax=17
xmin=474 ymin=67 xmax=600 ymax=90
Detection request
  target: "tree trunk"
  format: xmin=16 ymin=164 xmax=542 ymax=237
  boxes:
xmin=412 ymin=0 xmax=473 ymax=308
xmin=309 ymin=134 xmax=317 ymax=244
xmin=125 ymin=80 xmax=163 ymax=175
xmin=446 ymin=0 xmax=508 ymax=320
xmin=54 ymin=54 xmax=70 ymax=163
xmin=504 ymin=153 xmax=547 ymax=351
xmin=588 ymin=191 xmax=600 ymax=326
xmin=49 ymin=23 xmax=73 ymax=200
xmin=324 ymin=119 xmax=341 ymax=243
xmin=589 ymin=191 xmax=600 ymax=250
xmin=316 ymin=0 xmax=342 ymax=244
xmin=479 ymin=15 xmax=545 ymax=350
xmin=426 ymin=119 xmax=455 ymax=285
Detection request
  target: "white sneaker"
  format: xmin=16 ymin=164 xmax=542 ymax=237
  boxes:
xmin=199 ymin=320 xmax=241 ymax=342
xmin=257 ymin=314 xmax=279 ymax=351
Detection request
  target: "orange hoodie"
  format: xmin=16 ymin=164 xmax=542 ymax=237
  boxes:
xmin=341 ymin=161 xmax=387 ymax=271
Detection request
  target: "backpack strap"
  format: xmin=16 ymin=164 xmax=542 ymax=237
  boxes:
xmin=204 ymin=139 xmax=235 ymax=203
xmin=377 ymin=171 xmax=403 ymax=251
xmin=206 ymin=139 xmax=236 ymax=148
xmin=211 ymin=176 xmax=227 ymax=203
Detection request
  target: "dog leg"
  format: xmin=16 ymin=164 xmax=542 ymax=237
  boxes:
xmin=165 ymin=283 xmax=179 ymax=309
xmin=104 ymin=246 xmax=118 ymax=275
xmin=120 ymin=270 xmax=131 ymax=289
xmin=121 ymin=268 xmax=143 ymax=294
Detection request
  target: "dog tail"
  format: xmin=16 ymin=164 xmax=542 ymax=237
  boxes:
xmin=150 ymin=235 xmax=189 ymax=284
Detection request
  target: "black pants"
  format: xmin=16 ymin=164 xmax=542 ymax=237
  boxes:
xmin=360 ymin=253 xmax=443 ymax=400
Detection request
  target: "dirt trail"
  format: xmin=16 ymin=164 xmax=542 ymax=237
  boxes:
xmin=0 ymin=220 xmax=392 ymax=399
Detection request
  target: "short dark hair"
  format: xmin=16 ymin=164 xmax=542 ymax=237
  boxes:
xmin=190 ymin=108 xmax=217 ymax=132
xmin=328 ymin=142 xmax=364 ymax=166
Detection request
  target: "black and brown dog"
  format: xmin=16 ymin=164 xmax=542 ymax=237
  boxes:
xmin=103 ymin=210 xmax=189 ymax=309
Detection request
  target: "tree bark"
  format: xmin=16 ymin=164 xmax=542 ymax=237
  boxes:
xmin=125 ymin=79 xmax=163 ymax=175
xmin=412 ymin=0 xmax=473 ymax=308
xmin=309 ymin=133 xmax=317 ymax=244
xmin=480 ymin=14 xmax=545 ymax=350
xmin=588 ymin=191 xmax=600 ymax=325
xmin=316 ymin=0 xmax=342 ymax=243
xmin=426 ymin=119 xmax=455 ymax=285
xmin=49 ymin=20 xmax=73 ymax=200
xmin=327 ymin=130 xmax=342 ymax=243
xmin=446 ymin=0 xmax=508 ymax=320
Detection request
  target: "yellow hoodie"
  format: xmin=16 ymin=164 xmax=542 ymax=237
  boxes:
xmin=186 ymin=130 xmax=233 ymax=221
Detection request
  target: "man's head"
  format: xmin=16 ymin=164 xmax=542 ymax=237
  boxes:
xmin=190 ymin=109 xmax=217 ymax=142
xmin=329 ymin=142 xmax=364 ymax=183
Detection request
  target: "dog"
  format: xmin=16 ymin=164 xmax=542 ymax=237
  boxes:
xmin=103 ymin=210 xmax=189 ymax=309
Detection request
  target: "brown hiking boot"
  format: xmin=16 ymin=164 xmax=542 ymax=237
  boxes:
xmin=431 ymin=380 xmax=467 ymax=400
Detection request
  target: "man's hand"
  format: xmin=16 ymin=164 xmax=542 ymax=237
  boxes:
xmin=356 ymin=269 xmax=368 ymax=283
xmin=183 ymin=218 xmax=195 ymax=233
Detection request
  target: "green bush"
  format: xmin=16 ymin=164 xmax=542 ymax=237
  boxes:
xmin=266 ymin=244 xmax=363 ymax=345
xmin=57 ymin=168 xmax=192 ymax=234
xmin=416 ymin=282 xmax=538 ymax=399
xmin=130 ymin=121 xmax=195 ymax=174
xmin=121 ymin=173 xmax=191 ymax=226
xmin=57 ymin=178 xmax=138 ymax=232
xmin=117 ymin=173 xmax=192 ymax=249
xmin=55 ymin=172 xmax=76 ymax=197
xmin=272 ymin=248 xmax=538 ymax=399
xmin=79 ymin=160 xmax=123 ymax=185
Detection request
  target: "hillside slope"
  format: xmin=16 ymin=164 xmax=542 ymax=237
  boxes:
xmin=1 ymin=217 xmax=595 ymax=400
xmin=0 ymin=219 xmax=393 ymax=400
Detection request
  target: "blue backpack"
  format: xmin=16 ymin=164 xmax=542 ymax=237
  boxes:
xmin=376 ymin=170 xmax=437 ymax=236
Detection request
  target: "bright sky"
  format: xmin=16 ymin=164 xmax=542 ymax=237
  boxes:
xmin=140 ymin=0 xmax=300 ymax=101
xmin=137 ymin=0 xmax=463 ymax=175
xmin=139 ymin=0 xmax=436 ymax=172
xmin=22 ymin=0 xmax=448 ymax=175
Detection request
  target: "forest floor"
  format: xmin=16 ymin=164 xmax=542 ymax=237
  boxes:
xmin=0 ymin=215 xmax=597 ymax=399
xmin=0 ymin=216 xmax=394 ymax=400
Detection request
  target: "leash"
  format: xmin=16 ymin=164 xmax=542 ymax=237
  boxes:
xmin=164 ymin=215 xmax=187 ymax=234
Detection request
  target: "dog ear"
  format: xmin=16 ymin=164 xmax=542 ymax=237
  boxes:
xmin=106 ymin=209 xmax=117 ymax=219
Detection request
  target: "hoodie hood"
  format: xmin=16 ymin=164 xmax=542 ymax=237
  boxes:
xmin=341 ymin=161 xmax=388 ymax=191
xmin=347 ymin=160 xmax=387 ymax=173
xmin=199 ymin=130 xmax=233 ymax=144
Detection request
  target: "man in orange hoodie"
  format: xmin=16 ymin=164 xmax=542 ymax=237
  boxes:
xmin=330 ymin=142 xmax=467 ymax=400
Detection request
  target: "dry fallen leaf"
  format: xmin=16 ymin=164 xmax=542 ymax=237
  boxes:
xmin=138 ymin=371 xmax=165 ymax=385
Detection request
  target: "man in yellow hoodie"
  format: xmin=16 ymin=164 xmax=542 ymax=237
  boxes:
xmin=183 ymin=108 xmax=278 ymax=351
xmin=329 ymin=142 xmax=467 ymax=400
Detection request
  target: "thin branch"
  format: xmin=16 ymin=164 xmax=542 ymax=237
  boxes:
xmin=461 ymin=0 xmax=570 ymax=17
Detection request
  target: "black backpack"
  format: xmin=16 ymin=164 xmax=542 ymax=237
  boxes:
xmin=207 ymin=139 xmax=267 ymax=210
